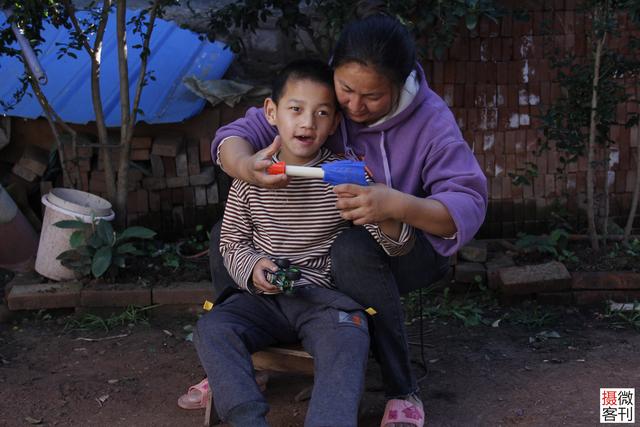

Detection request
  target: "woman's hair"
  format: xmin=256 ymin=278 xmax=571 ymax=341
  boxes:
xmin=271 ymin=58 xmax=336 ymax=106
xmin=332 ymin=4 xmax=416 ymax=89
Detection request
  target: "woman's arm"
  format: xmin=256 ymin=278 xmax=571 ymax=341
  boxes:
xmin=211 ymin=106 xmax=288 ymax=188
xmin=218 ymin=136 xmax=289 ymax=188
xmin=334 ymin=184 xmax=457 ymax=237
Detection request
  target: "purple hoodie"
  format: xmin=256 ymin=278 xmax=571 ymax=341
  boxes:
xmin=212 ymin=64 xmax=487 ymax=256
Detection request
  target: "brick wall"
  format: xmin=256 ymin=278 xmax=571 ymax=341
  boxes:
xmin=5 ymin=1 xmax=639 ymax=239
xmin=421 ymin=1 xmax=639 ymax=237
xmin=7 ymin=104 xmax=252 ymax=239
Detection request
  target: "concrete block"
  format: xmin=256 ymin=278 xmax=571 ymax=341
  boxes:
xmin=12 ymin=163 xmax=37 ymax=182
xmin=486 ymin=253 xmax=516 ymax=290
xmin=498 ymin=261 xmax=571 ymax=295
xmin=176 ymin=150 xmax=189 ymax=177
xmin=189 ymin=166 xmax=216 ymax=186
xmin=454 ymin=262 xmax=486 ymax=284
xmin=187 ymin=139 xmax=201 ymax=175
xmin=130 ymin=148 xmax=150 ymax=161
xmin=458 ymin=240 xmax=488 ymax=262
xmin=131 ymin=136 xmax=152 ymax=149
xmin=152 ymin=135 xmax=184 ymax=157
xmin=571 ymin=272 xmax=640 ymax=290
xmin=142 ymin=177 xmax=167 ymax=191
xmin=167 ymin=176 xmax=189 ymax=188
xmin=80 ymin=284 xmax=151 ymax=307
xmin=152 ymin=281 xmax=212 ymax=305
xmin=194 ymin=187 xmax=207 ymax=206
xmin=7 ymin=282 xmax=82 ymax=310
xmin=150 ymin=154 xmax=165 ymax=177
xmin=17 ymin=145 xmax=49 ymax=176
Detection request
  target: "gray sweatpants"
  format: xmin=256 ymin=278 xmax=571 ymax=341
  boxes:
xmin=194 ymin=286 xmax=370 ymax=427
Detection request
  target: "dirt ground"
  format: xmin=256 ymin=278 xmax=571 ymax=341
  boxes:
xmin=0 ymin=300 xmax=638 ymax=427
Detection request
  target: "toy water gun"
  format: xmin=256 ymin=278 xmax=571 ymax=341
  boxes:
xmin=267 ymin=160 xmax=368 ymax=186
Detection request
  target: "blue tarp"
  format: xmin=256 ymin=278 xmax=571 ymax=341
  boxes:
xmin=0 ymin=9 xmax=234 ymax=126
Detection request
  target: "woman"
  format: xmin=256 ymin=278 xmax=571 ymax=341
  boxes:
xmin=205 ymin=10 xmax=487 ymax=427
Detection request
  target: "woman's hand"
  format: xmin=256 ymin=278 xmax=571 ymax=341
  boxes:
xmin=242 ymin=136 xmax=290 ymax=189
xmin=251 ymin=257 xmax=281 ymax=294
xmin=334 ymin=183 xmax=398 ymax=225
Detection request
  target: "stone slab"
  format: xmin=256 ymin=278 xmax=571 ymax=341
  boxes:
xmin=571 ymin=272 xmax=640 ymax=290
xmin=152 ymin=281 xmax=213 ymax=305
xmin=454 ymin=262 xmax=486 ymax=284
xmin=7 ymin=282 xmax=82 ymax=310
xmin=80 ymin=284 xmax=151 ymax=307
xmin=573 ymin=290 xmax=640 ymax=306
xmin=498 ymin=261 xmax=571 ymax=295
xmin=458 ymin=240 xmax=488 ymax=263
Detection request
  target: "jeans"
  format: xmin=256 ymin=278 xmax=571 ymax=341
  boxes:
xmin=194 ymin=288 xmax=370 ymax=426
xmin=330 ymin=226 xmax=449 ymax=398
xmin=209 ymin=221 xmax=449 ymax=398
xmin=208 ymin=220 xmax=239 ymax=304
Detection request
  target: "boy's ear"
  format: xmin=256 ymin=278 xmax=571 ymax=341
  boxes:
xmin=264 ymin=98 xmax=277 ymax=126
xmin=329 ymin=110 xmax=342 ymax=135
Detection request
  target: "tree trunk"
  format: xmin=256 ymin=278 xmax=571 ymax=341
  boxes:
xmin=586 ymin=33 xmax=606 ymax=251
xmin=624 ymin=126 xmax=640 ymax=243
xmin=114 ymin=0 xmax=131 ymax=227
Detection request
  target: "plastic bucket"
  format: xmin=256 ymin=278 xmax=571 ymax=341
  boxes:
xmin=35 ymin=188 xmax=115 ymax=281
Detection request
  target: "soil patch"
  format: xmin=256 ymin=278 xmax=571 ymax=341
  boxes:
xmin=1 ymin=304 xmax=638 ymax=426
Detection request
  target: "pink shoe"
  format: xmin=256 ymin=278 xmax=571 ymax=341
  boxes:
xmin=177 ymin=378 xmax=209 ymax=410
xmin=380 ymin=395 xmax=425 ymax=427
xmin=177 ymin=373 xmax=270 ymax=410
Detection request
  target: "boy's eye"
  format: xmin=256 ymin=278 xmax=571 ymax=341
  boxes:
xmin=289 ymin=106 xmax=301 ymax=112
xmin=317 ymin=110 xmax=330 ymax=117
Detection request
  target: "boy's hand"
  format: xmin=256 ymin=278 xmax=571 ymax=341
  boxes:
xmin=244 ymin=136 xmax=290 ymax=189
xmin=251 ymin=258 xmax=281 ymax=294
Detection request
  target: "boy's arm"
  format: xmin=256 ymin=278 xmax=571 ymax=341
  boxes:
xmin=219 ymin=181 xmax=268 ymax=291
xmin=364 ymin=222 xmax=415 ymax=257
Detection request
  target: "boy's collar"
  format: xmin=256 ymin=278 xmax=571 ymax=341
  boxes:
xmin=272 ymin=149 xmax=324 ymax=167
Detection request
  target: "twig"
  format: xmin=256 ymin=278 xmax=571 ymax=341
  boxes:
xmin=75 ymin=333 xmax=129 ymax=342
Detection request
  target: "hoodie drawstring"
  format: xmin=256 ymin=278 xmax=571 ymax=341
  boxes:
xmin=380 ymin=131 xmax=392 ymax=187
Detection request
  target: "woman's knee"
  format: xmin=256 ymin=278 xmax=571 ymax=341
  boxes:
xmin=331 ymin=226 xmax=383 ymax=270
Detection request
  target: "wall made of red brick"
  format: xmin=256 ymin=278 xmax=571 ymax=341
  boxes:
xmin=421 ymin=2 xmax=640 ymax=237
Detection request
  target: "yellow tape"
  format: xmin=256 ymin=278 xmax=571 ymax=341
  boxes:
xmin=203 ymin=300 xmax=214 ymax=311
xmin=365 ymin=307 xmax=377 ymax=316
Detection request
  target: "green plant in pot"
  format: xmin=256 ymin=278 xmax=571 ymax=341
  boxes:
xmin=54 ymin=218 xmax=156 ymax=279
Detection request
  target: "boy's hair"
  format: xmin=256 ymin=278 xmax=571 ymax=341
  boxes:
xmin=271 ymin=59 xmax=336 ymax=105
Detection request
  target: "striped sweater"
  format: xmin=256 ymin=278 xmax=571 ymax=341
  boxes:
xmin=220 ymin=147 xmax=415 ymax=291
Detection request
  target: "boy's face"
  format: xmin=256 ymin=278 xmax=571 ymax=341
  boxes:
xmin=264 ymin=78 xmax=340 ymax=165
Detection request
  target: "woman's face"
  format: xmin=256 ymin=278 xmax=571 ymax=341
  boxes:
xmin=334 ymin=62 xmax=398 ymax=125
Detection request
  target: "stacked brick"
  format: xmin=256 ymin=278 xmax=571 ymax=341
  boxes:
xmin=63 ymin=134 xmax=225 ymax=236
xmin=11 ymin=145 xmax=49 ymax=182
xmin=421 ymin=1 xmax=639 ymax=237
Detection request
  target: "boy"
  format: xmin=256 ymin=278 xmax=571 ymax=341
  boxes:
xmin=194 ymin=59 xmax=414 ymax=427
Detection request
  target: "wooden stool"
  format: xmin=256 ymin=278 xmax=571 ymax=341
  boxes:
xmin=204 ymin=344 xmax=314 ymax=426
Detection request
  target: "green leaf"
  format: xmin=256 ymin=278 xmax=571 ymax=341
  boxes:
xmin=465 ymin=13 xmax=478 ymax=30
xmin=70 ymin=230 xmax=86 ymax=248
xmin=56 ymin=249 xmax=79 ymax=261
xmin=54 ymin=219 xmax=87 ymax=229
xmin=115 ymin=242 xmax=137 ymax=255
xmin=113 ymin=255 xmax=126 ymax=268
xmin=118 ymin=226 xmax=156 ymax=241
xmin=87 ymin=233 xmax=105 ymax=249
xmin=96 ymin=220 xmax=115 ymax=246
xmin=92 ymin=247 xmax=112 ymax=278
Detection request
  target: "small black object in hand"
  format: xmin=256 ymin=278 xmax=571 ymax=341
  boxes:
xmin=265 ymin=258 xmax=301 ymax=294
